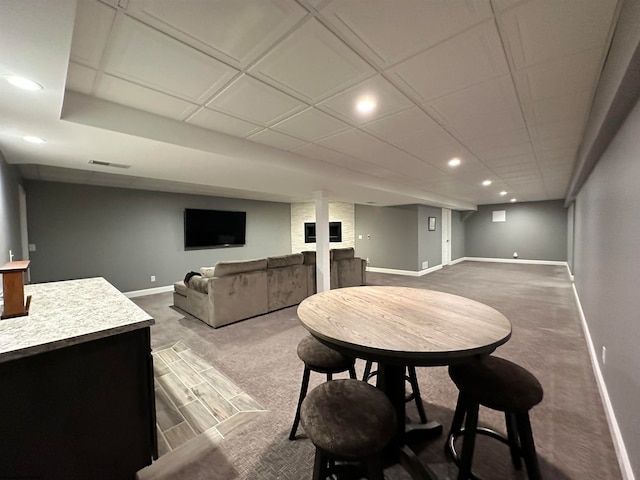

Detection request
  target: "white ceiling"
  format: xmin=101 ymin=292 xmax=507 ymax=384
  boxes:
xmin=0 ymin=0 xmax=620 ymax=209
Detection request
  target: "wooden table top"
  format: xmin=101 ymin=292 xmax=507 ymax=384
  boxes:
xmin=297 ymin=286 xmax=512 ymax=366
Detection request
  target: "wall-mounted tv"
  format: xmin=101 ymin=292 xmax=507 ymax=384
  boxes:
xmin=184 ymin=208 xmax=246 ymax=249
xmin=304 ymin=222 xmax=342 ymax=243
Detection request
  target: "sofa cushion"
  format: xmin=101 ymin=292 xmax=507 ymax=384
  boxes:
xmin=301 ymin=251 xmax=316 ymax=265
xmin=267 ymin=253 xmax=303 ymax=269
xmin=187 ymin=276 xmax=209 ymax=294
xmin=331 ymin=247 xmax=355 ymax=261
xmin=213 ymin=259 xmax=267 ymax=277
xmin=200 ymin=266 xmax=216 ymax=277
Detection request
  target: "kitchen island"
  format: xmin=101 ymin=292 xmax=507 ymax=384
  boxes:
xmin=0 ymin=277 xmax=156 ymax=479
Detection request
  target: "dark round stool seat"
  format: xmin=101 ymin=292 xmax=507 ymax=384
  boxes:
xmin=297 ymin=335 xmax=354 ymax=372
xmin=301 ymin=379 xmax=396 ymax=459
xmin=449 ymin=356 xmax=543 ymax=413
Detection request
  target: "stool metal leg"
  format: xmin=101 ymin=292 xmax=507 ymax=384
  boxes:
xmin=458 ymin=402 xmax=479 ymax=480
xmin=505 ymin=412 xmax=523 ymax=469
xmin=516 ymin=413 xmax=542 ymax=480
xmin=363 ymin=360 xmax=374 ymax=381
xmin=447 ymin=393 xmax=467 ymax=456
xmin=312 ymin=448 xmax=329 ymax=480
xmin=348 ymin=364 xmax=357 ymax=379
xmin=364 ymin=455 xmax=385 ymax=480
xmin=289 ymin=366 xmax=311 ymax=440
xmin=407 ymin=366 xmax=428 ymax=424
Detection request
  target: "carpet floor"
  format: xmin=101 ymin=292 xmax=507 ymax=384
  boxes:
xmin=133 ymin=261 xmax=622 ymax=480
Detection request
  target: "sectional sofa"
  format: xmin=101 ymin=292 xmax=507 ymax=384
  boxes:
xmin=173 ymin=248 xmax=366 ymax=328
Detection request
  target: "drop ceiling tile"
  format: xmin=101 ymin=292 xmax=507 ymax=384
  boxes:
xmin=317 ymin=75 xmax=413 ymax=126
xmin=187 ymin=107 xmax=262 ymax=137
xmin=318 ymin=0 xmax=492 ymax=68
xmin=448 ymin=109 xmax=526 ymax=141
xmin=363 ymin=107 xmax=454 ymax=147
xmin=125 ymin=0 xmax=306 ymax=68
xmin=530 ymin=121 xmax=584 ymax=142
xmin=427 ymin=76 xmax=520 ymax=125
xmin=514 ymin=48 xmax=604 ymax=103
xmin=206 ymin=75 xmax=306 ymax=126
xmin=271 ymin=107 xmax=350 ymax=141
xmin=499 ymin=0 xmax=617 ymax=70
xmin=535 ymin=135 xmax=580 ymax=153
xmin=468 ymin=128 xmax=531 ymax=155
xmin=70 ymin=0 xmax=116 ymax=68
xmin=249 ymin=18 xmax=375 ymax=102
xmin=387 ymin=21 xmax=509 ymax=103
xmin=522 ymin=89 xmax=591 ymax=126
xmin=415 ymin=143 xmax=480 ymax=170
xmin=247 ymin=129 xmax=307 ymax=151
xmin=66 ymin=62 xmax=97 ymax=95
xmin=103 ymin=15 xmax=239 ymax=103
xmin=95 ymin=74 xmax=199 ymax=120
xmin=292 ymin=143 xmax=392 ymax=177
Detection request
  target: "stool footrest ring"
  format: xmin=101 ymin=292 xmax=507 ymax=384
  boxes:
xmin=447 ymin=427 xmax=522 ymax=480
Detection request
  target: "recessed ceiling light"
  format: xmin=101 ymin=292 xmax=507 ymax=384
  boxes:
xmin=22 ymin=135 xmax=46 ymax=144
xmin=448 ymin=157 xmax=461 ymax=167
xmin=510 ymin=198 xmax=517 ymax=203
xmin=3 ymin=74 xmax=43 ymax=91
xmin=499 ymin=191 xmax=508 ymax=196
xmin=356 ymin=98 xmax=376 ymax=115
xmin=482 ymin=179 xmax=492 ymax=186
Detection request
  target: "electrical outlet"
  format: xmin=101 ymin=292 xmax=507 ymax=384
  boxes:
xmin=28 ymin=244 xmax=36 ymax=252
xmin=602 ymin=346 xmax=606 ymax=365
xmin=150 ymin=275 xmax=156 ymax=282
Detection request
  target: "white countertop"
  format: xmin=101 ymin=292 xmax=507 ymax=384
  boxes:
xmin=0 ymin=277 xmax=154 ymax=363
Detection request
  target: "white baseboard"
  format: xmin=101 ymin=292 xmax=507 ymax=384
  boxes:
xmin=450 ymin=257 xmax=466 ymax=265
xmin=125 ymin=285 xmax=174 ymax=298
xmin=572 ymin=283 xmax=635 ymax=480
xmin=366 ymin=264 xmax=443 ymax=277
xmin=462 ymin=256 xmax=568 ymax=266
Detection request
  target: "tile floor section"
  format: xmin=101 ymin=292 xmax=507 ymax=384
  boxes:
xmin=153 ymin=341 xmax=267 ymax=456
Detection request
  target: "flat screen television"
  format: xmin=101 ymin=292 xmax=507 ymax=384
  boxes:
xmin=304 ymin=222 xmax=342 ymax=243
xmin=184 ymin=208 xmax=246 ymax=249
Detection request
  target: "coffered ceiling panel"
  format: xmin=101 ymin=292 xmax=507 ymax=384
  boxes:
xmin=206 ymin=74 xmax=306 ymax=126
xmin=69 ymin=0 xmax=115 ymax=68
xmin=317 ymin=75 xmax=413 ymax=126
xmin=103 ymin=15 xmax=239 ymax=103
xmin=447 ymin=109 xmax=527 ymax=142
xmin=317 ymin=0 xmax=493 ymax=68
xmin=249 ymin=18 xmax=375 ymax=102
xmin=292 ymin=142 xmax=393 ymax=178
xmin=363 ymin=107 xmax=455 ymax=148
xmin=271 ymin=107 xmax=350 ymax=141
xmin=247 ymin=129 xmax=307 ymax=151
xmin=387 ymin=21 xmax=509 ymax=103
xmin=125 ymin=0 xmax=307 ymax=69
xmin=95 ymin=74 xmax=199 ymax=120
xmin=499 ymin=0 xmax=617 ymax=70
xmin=522 ymin=90 xmax=592 ymax=126
xmin=186 ymin=108 xmax=262 ymax=138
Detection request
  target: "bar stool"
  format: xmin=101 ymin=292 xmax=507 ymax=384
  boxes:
xmin=363 ymin=360 xmax=428 ymax=423
xmin=300 ymin=379 xmax=397 ymax=480
xmin=289 ymin=335 xmax=357 ymax=440
xmin=447 ymin=356 xmax=544 ymax=480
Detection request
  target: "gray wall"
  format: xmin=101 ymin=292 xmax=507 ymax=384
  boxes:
xmin=464 ymin=200 xmax=567 ymax=261
xmin=25 ymin=181 xmax=291 ymax=292
xmin=418 ymin=205 xmax=442 ymax=270
xmin=567 ymin=203 xmax=575 ymax=273
xmin=573 ymin=97 xmax=640 ymax=476
xmin=0 ymin=153 xmax=23 ymax=266
xmin=451 ymin=210 xmax=466 ymax=260
xmin=355 ymin=204 xmax=419 ymax=271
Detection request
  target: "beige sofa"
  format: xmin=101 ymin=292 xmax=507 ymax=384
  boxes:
xmin=173 ymin=248 xmax=366 ymax=328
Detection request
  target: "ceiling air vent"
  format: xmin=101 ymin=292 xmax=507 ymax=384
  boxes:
xmin=88 ymin=160 xmax=130 ymax=169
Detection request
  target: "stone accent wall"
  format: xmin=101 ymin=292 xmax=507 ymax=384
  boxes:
xmin=291 ymin=203 xmax=355 ymax=253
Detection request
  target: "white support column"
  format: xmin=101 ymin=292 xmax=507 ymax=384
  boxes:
xmin=314 ymin=191 xmax=330 ymax=292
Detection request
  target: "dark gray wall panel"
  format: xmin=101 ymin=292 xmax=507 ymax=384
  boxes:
xmin=0 ymin=153 xmax=23 ymax=265
xmin=355 ymin=204 xmax=418 ymax=271
xmin=451 ymin=210 xmax=465 ymax=260
xmin=25 ymin=181 xmax=291 ymax=292
xmin=574 ymin=97 xmax=640 ymax=477
xmin=464 ymin=200 xmax=567 ymax=261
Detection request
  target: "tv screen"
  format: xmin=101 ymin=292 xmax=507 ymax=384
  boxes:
xmin=184 ymin=208 xmax=246 ymax=249
xmin=304 ymin=222 xmax=342 ymax=243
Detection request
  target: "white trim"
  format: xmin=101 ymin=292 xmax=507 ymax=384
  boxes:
xmin=572 ymin=283 xmax=635 ymax=480
xmin=367 ymin=265 xmax=443 ymax=277
xmin=462 ymin=257 xmax=568 ymax=266
xmin=125 ymin=285 xmax=174 ymax=298
xmin=450 ymin=257 xmax=465 ymax=265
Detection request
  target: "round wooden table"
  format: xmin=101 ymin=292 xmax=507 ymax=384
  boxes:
xmin=297 ymin=286 xmax=512 ymax=479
